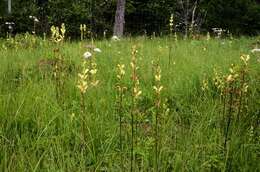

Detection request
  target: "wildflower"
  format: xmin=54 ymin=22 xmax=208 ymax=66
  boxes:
xmin=240 ymin=54 xmax=250 ymax=66
xmin=29 ymin=16 xmax=39 ymax=22
xmin=240 ymin=54 xmax=250 ymax=62
xmin=212 ymin=28 xmax=225 ymax=38
xmin=169 ymin=14 xmax=174 ymax=33
xmin=5 ymin=22 xmax=15 ymax=25
xmin=90 ymin=69 xmax=97 ymax=75
xmin=206 ymin=32 xmax=210 ymax=41
xmin=83 ymin=24 xmax=87 ymax=32
xmin=174 ymin=32 xmax=178 ymax=41
xmin=133 ymin=87 xmax=142 ymax=98
xmin=34 ymin=18 xmax=39 ymax=23
xmin=117 ymin=64 xmax=126 ymax=79
xmin=83 ymin=51 xmax=92 ymax=59
xmin=226 ymin=74 xmax=234 ymax=83
xmin=94 ymin=48 xmax=102 ymax=53
xmin=60 ymin=23 xmax=66 ymax=38
xmin=243 ymin=84 xmax=249 ymax=93
xmin=169 ymin=14 xmax=174 ymax=26
xmin=153 ymin=86 xmax=163 ymax=94
xmin=155 ymin=72 xmax=161 ymax=82
xmin=80 ymin=24 xmax=83 ymax=32
xmin=103 ymin=30 xmax=107 ymax=38
xmin=91 ymin=80 xmax=99 ymax=87
xmin=111 ymin=35 xmax=120 ymax=41
xmin=201 ymin=78 xmax=209 ymax=91
xmin=251 ymin=48 xmax=260 ymax=53
xmin=77 ymin=81 xmax=88 ymax=94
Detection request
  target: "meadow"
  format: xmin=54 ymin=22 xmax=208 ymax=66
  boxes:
xmin=0 ymin=33 xmax=259 ymax=171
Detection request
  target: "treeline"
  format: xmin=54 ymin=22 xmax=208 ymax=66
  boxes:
xmin=0 ymin=0 xmax=259 ymax=38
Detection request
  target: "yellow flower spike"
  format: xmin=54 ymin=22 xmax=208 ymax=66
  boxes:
xmin=243 ymin=84 xmax=249 ymax=93
xmin=90 ymin=69 xmax=97 ymax=75
xmin=169 ymin=14 xmax=174 ymax=33
xmin=83 ymin=24 xmax=87 ymax=32
xmin=130 ymin=62 xmax=135 ymax=69
xmin=83 ymin=69 xmax=89 ymax=74
xmin=240 ymin=54 xmax=250 ymax=65
xmin=80 ymin=24 xmax=83 ymax=32
xmin=60 ymin=23 xmax=66 ymax=38
xmin=155 ymin=74 xmax=161 ymax=82
xmin=91 ymin=80 xmax=99 ymax=87
xmin=226 ymin=74 xmax=234 ymax=82
xmin=153 ymin=86 xmax=163 ymax=94
xmin=117 ymin=64 xmax=126 ymax=79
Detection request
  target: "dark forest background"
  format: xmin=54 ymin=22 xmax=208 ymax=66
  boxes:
xmin=0 ymin=0 xmax=259 ymax=38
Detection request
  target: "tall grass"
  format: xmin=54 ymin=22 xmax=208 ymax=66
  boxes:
xmin=0 ymin=35 xmax=259 ymax=171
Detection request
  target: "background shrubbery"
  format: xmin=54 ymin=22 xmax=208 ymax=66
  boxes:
xmin=0 ymin=0 xmax=259 ymax=38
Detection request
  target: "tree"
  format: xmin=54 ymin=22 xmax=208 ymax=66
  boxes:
xmin=7 ymin=0 xmax=11 ymax=14
xmin=113 ymin=0 xmax=126 ymax=37
xmin=175 ymin=0 xmax=206 ymax=37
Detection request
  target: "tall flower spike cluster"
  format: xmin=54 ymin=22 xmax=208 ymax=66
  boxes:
xmin=130 ymin=45 xmax=141 ymax=171
xmin=131 ymin=46 xmax=142 ymax=100
xmin=51 ymin=23 xmax=66 ymax=43
xmin=50 ymin=24 xmax=66 ymax=108
xmin=153 ymin=63 xmax=163 ymax=97
xmin=153 ymin=61 xmax=163 ymax=171
xmin=212 ymin=55 xmax=250 ymax=151
xmin=29 ymin=15 xmax=39 ymax=35
xmin=174 ymin=32 xmax=178 ymax=42
xmin=201 ymin=74 xmax=209 ymax=92
xmin=77 ymin=56 xmax=99 ymax=94
xmin=77 ymin=61 xmax=89 ymax=95
xmin=169 ymin=14 xmax=174 ymax=34
xmin=77 ymin=49 xmax=99 ymax=113
xmin=89 ymin=61 xmax=99 ymax=87
xmin=117 ymin=64 xmax=126 ymax=85
xmin=116 ymin=63 xmax=127 ymax=170
xmin=213 ymin=68 xmax=225 ymax=96
xmin=80 ymin=24 xmax=87 ymax=41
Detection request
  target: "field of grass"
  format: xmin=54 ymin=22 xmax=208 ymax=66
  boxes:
xmin=0 ymin=35 xmax=260 ymax=171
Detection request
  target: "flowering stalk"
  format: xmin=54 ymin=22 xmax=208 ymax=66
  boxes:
xmin=77 ymin=61 xmax=89 ymax=113
xmin=80 ymin=24 xmax=87 ymax=41
xmin=213 ymin=55 xmax=250 ymax=155
xmin=130 ymin=45 xmax=141 ymax=171
xmin=213 ymin=68 xmax=226 ymax=134
xmin=116 ymin=64 xmax=126 ymax=170
xmin=153 ymin=61 xmax=163 ymax=172
xmin=236 ymin=55 xmax=250 ymax=122
xmin=77 ymin=51 xmax=99 ymax=141
xmin=51 ymin=23 xmax=66 ymax=108
xmin=168 ymin=14 xmax=174 ymax=66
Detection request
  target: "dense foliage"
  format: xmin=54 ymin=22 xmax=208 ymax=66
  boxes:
xmin=0 ymin=0 xmax=259 ymax=37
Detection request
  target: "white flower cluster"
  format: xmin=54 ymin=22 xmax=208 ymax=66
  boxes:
xmin=83 ymin=48 xmax=102 ymax=60
xmin=29 ymin=15 xmax=39 ymax=23
xmin=111 ymin=35 xmax=120 ymax=41
xmin=212 ymin=28 xmax=225 ymax=38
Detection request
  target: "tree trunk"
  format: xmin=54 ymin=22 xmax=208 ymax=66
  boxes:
xmin=8 ymin=0 xmax=11 ymax=14
xmin=113 ymin=0 xmax=126 ymax=37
